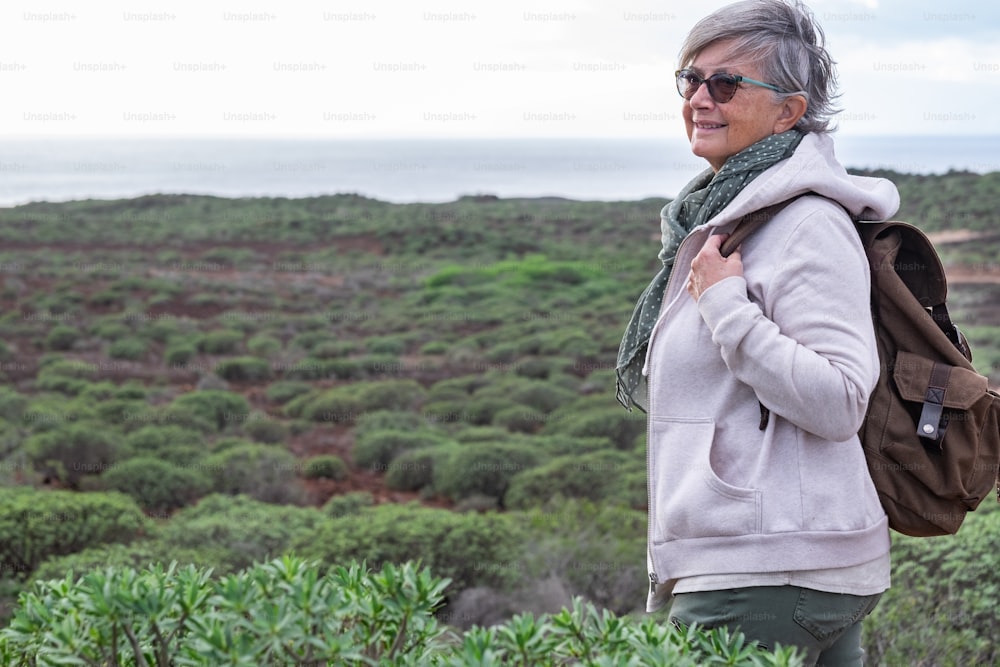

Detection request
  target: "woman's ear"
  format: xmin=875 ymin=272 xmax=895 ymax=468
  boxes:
xmin=774 ymin=94 xmax=808 ymax=133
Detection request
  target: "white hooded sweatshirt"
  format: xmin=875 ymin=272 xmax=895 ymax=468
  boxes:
xmin=644 ymin=132 xmax=900 ymax=611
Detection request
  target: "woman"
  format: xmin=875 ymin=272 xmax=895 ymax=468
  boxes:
xmin=615 ymin=1 xmax=898 ymax=664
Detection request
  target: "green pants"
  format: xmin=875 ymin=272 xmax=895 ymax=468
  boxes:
xmin=667 ymin=586 xmax=882 ymax=667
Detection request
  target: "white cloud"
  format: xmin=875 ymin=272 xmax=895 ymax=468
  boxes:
xmin=0 ymin=0 xmax=996 ymax=138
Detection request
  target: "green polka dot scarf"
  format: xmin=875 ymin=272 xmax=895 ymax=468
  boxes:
xmin=615 ymin=129 xmax=805 ymax=411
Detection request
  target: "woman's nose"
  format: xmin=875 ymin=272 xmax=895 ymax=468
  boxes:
xmin=689 ymin=80 xmax=716 ymax=108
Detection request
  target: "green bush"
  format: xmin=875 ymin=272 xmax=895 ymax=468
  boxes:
xmin=492 ymin=405 xmax=546 ymax=433
xmin=357 ymin=379 xmax=427 ymax=411
xmin=0 ymin=487 xmax=148 ymax=575
xmin=545 ymin=403 xmax=646 ymax=450
xmin=169 ymin=390 xmax=251 ymax=431
xmin=354 ymin=410 xmax=427 ymax=437
xmin=123 ymin=424 xmax=205 ymax=461
xmin=201 ymin=443 xmax=303 ymax=504
xmin=365 ymin=334 xmax=407 ymax=355
xmin=45 ymin=325 xmax=80 ymax=351
xmin=214 ymin=355 xmax=272 ymax=382
xmin=0 ymin=557 xmax=804 ymax=667
xmin=243 ymin=414 xmax=289 ymax=444
xmin=246 ymin=332 xmax=282 ymax=357
xmin=196 ymin=329 xmax=244 ymax=354
xmin=264 ymin=380 xmax=313 ymax=405
xmin=33 ymin=358 xmax=97 ymax=395
xmin=287 ymin=386 xmax=364 ymax=423
xmin=108 ymin=337 xmax=148 ymax=360
xmin=153 ymin=494 xmax=326 ymax=571
xmin=353 ymin=429 xmax=450 ymax=471
xmin=505 ymin=450 xmax=644 ymax=510
xmin=24 ymin=422 xmax=127 ymax=488
xmin=323 ymin=491 xmax=374 ymax=518
xmin=303 ymin=454 xmax=348 ymax=480
xmin=384 ymin=446 xmax=453 ymax=492
xmin=164 ymin=340 xmax=197 ymax=366
xmin=435 ymin=442 xmax=543 ymax=504
xmin=863 ymin=498 xmax=1000 ymax=666
xmin=101 ymin=457 xmax=211 ymax=513
xmin=296 ymin=503 xmax=526 ymax=592
xmin=518 ymin=500 xmax=649 ymax=615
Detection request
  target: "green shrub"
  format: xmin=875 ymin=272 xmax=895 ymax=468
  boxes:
xmin=353 ymin=429 xmax=450 ymax=471
xmin=365 ymin=334 xmax=407 ymax=355
xmin=863 ymin=498 xmax=1000 ymax=666
xmin=24 ymin=422 xmax=127 ymax=488
xmin=108 ymin=336 xmax=148 ymax=360
xmin=246 ymin=333 xmax=282 ymax=357
xmin=360 ymin=354 xmax=404 ymax=376
xmin=196 ymin=329 xmax=244 ymax=354
xmin=34 ymin=358 xmax=97 ymax=395
xmin=100 ymin=457 xmax=212 ymax=513
xmin=545 ymin=403 xmax=646 ymax=450
xmin=152 ymin=494 xmax=325 ymax=571
xmin=45 ymin=325 xmax=80 ymax=351
xmin=492 ymin=405 xmax=546 ymax=433
xmin=288 ymin=386 xmax=362 ymax=423
xmin=201 ymin=443 xmax=303 ymax=504
xmin=123 ymin=424 xmax=206 ymax=465
xmin=296 ymin=503 xmax=526 ymax=592
xmin=0 ymin=487 xmax=147 ymax=575
xmin=169 ymin=390 xmax=251 ymax=431
xmin=303 ymin=454 xmax=348 ymax=480
xmin=243 ymin=414 xmax=289 ymax=444
xmin=1 ymin=557 xmax=804 ymax=666
xmin=264 ymin=380 xmax=313 ymax=405
xmin=214 ymin=356 xmax=272 ymax=382
xmin=0 ymin=387 xmax=29 ymax=421
xmin=91 ymin=320 xmax=130 ymax=341
xmin=280 ymin=357 xmax=331 ymax=380
xmin=518 ymin=499 xmax=649 ymax=615
xmin=420 ymin=340 xmax=449 ymax=355
xmin=323 ymin=491 xmax=374 ymax=518
xmin=435 ymin=442 xmax=542 ymax=504
xmin=357 ymin=379 xmax=426 ymax=411
xmin=505 ymin=450 xmax=644 ymax=509
xmin=354 ymin=410 xmax=426 ymax=437
xmin=164 ymin=340 xmax=197 ymax=366
xmin=384 ymin=446 xmax=453 ymax=492
xmin=289 ymin=331 xmax=337 ymax=353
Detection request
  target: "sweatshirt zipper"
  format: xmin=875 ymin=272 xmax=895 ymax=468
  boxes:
xmin=645 ymin=229 xmax=701 ymax=592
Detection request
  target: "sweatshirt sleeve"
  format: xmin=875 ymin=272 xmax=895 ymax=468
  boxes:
xmin=695 ymin=207 xmax=879 ymax=442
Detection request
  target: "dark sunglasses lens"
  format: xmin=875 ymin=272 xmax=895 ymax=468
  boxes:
xmin=707 ymin=74 xmax=738 ymax=102
xmin=677 ymin=72 xmax=699 ymax=99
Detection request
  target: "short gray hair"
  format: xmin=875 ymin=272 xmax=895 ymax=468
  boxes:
xmin=679 ymin=0 xmax=839 ymax=134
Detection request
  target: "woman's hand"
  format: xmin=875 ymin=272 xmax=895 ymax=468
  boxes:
xmin=687 ymin=233 xmax=744 ymax=301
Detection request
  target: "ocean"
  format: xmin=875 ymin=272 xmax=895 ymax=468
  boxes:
xmin=0 ymin=135 xmax=996 ymax=207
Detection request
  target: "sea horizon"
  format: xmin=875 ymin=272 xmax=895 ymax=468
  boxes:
xmin=1 ymin=135 xmax=997 ymax=208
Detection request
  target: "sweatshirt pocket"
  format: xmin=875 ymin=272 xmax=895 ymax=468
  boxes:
xmin=649 ymin=417 xmax=761 ymax=543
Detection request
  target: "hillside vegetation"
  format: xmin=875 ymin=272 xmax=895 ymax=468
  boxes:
xmin=0 ymin=169 xmax=997 ymax=664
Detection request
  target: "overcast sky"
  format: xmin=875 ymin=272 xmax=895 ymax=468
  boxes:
xmin=2 ymin=0 xmax=999 ymax=139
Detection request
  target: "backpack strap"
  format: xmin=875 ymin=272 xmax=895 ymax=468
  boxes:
xmin=720 ymin=194 xmax=806 ymax=258
xmin=719 ymin=194 xmax=807 ymax=429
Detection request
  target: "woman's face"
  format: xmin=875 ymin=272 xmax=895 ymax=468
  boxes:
xmin=682 ymin=40 xmax=793 ymax=172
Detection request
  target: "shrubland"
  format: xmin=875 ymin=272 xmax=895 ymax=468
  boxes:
xmin=0 ymin=173 xmax=996 ymax=661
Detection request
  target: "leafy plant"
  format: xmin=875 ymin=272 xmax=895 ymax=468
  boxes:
xmin=0 ymin=557 xmax=804 ymax=666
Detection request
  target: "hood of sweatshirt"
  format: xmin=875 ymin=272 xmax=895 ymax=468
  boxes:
xmin=701 ymin=131 xmax=900 ymax=229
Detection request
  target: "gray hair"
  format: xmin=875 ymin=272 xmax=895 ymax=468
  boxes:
xmin=679 ymin=0 xmax=839 ymax=134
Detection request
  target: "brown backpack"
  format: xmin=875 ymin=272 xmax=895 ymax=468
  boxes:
xmin=724 ymin=202 xmax=1000 ymax=537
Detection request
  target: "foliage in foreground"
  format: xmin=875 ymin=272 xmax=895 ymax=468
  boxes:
xmin=0 ymin=557 xmax=803 ymax=667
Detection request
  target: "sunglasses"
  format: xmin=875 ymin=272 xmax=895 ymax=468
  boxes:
xmin=675 ymin=69 xmax=785 ymax=104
